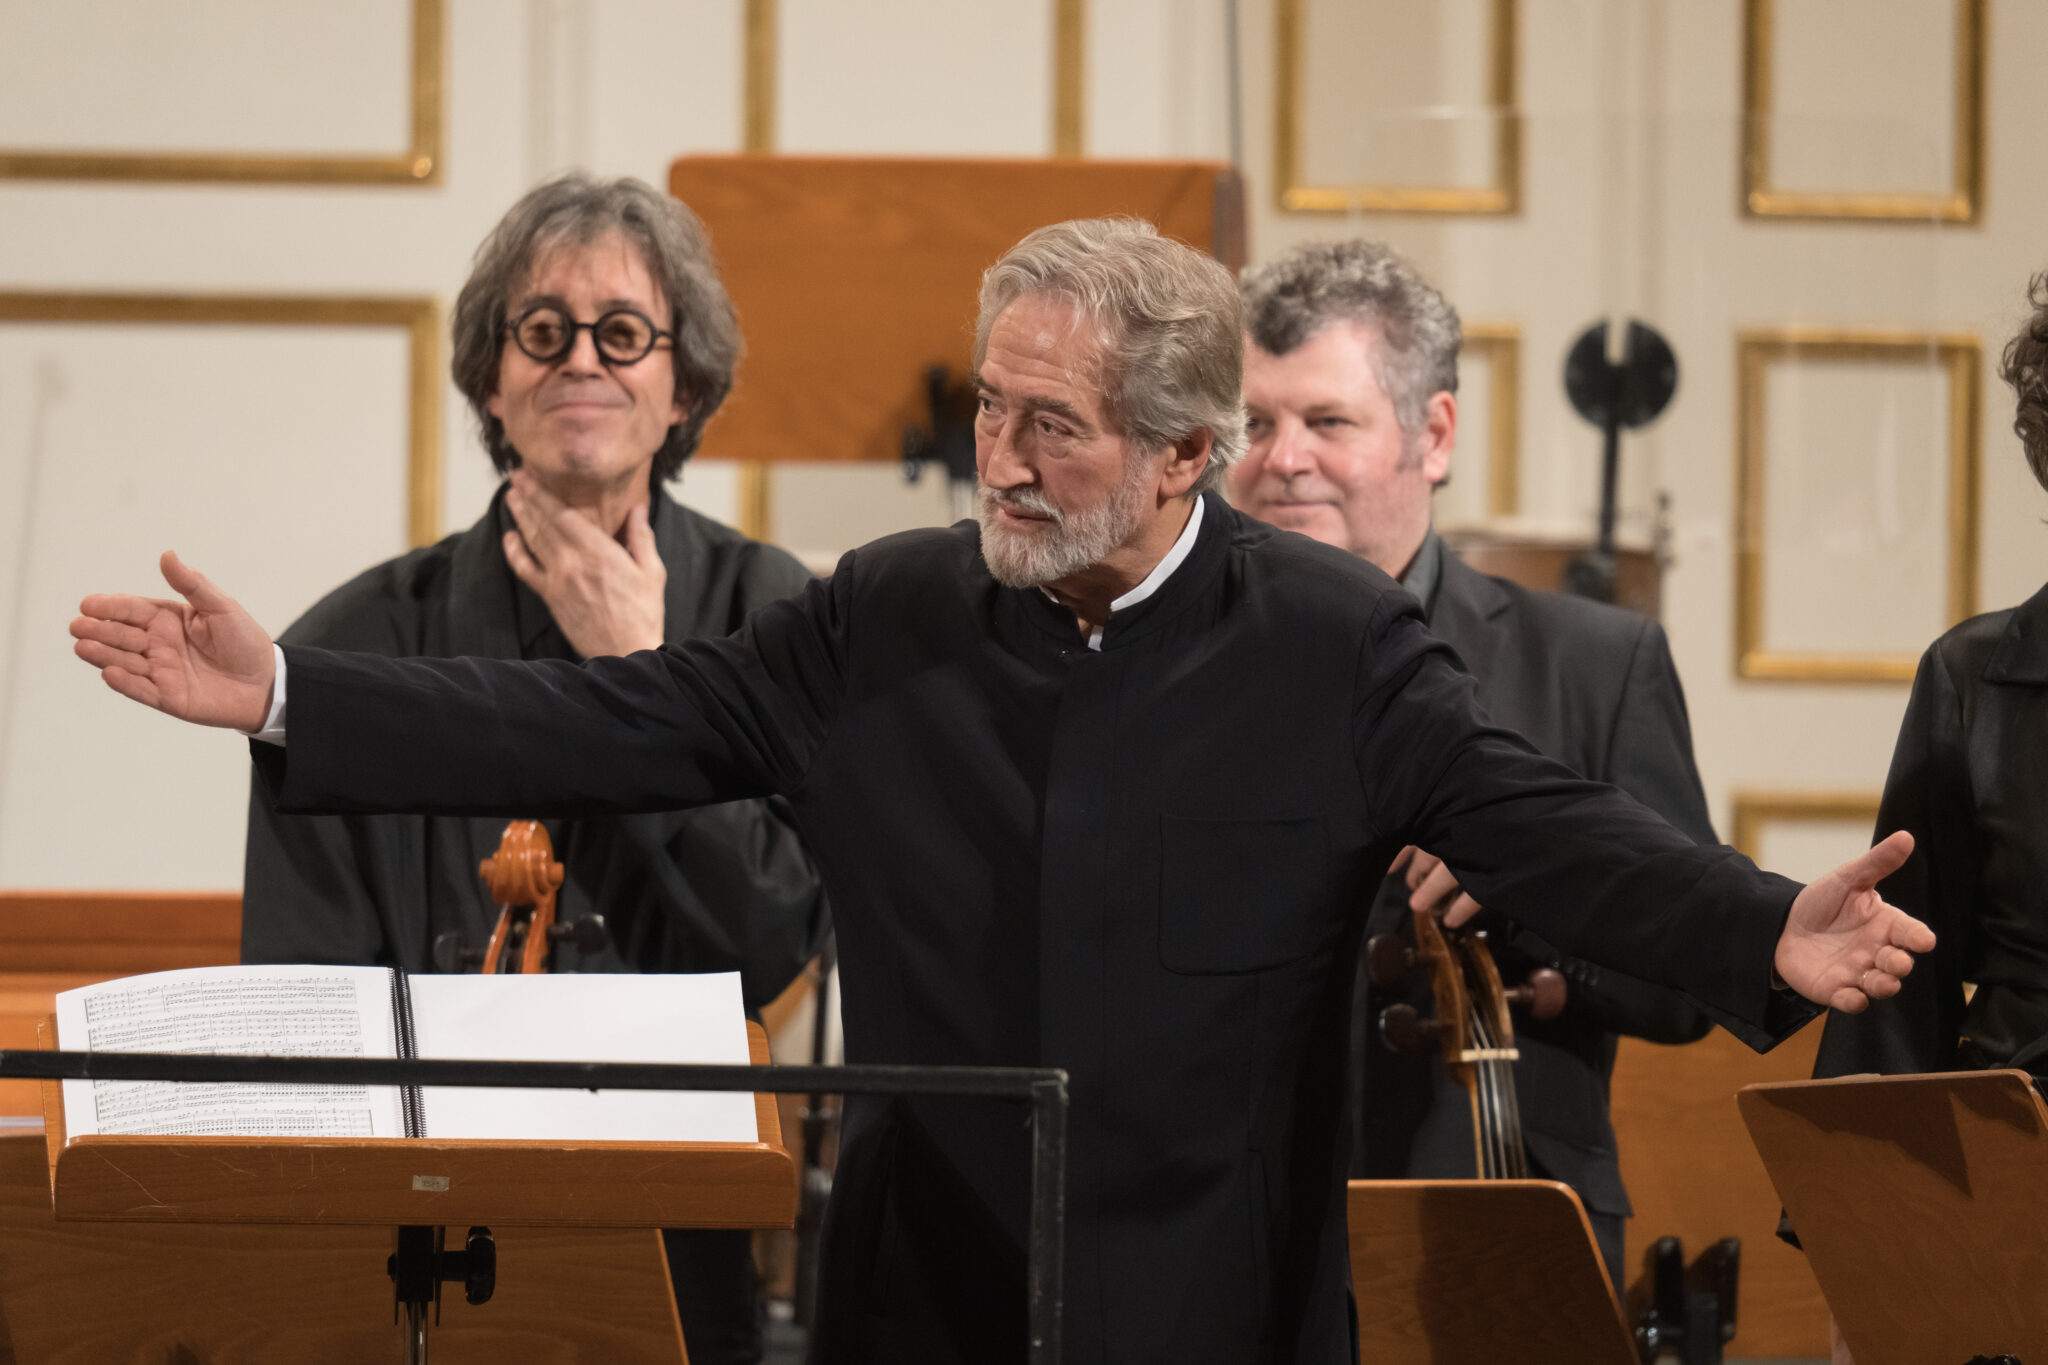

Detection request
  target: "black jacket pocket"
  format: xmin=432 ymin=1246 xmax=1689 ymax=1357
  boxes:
xmin=1159 ymin=814 xmax=1331 ymax=974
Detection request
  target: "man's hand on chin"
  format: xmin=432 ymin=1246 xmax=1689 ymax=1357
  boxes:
xmin=1773 ymin=830 xmax=1935 ymax=1012
xmin=503 ymin=469 xmax=667 ymax=658
xmin=70 ymin=551 xmax=276 ymax=732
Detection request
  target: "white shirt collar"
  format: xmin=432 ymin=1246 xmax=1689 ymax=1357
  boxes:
xmin=1083 ymin=494 xmax=1205 ymax=651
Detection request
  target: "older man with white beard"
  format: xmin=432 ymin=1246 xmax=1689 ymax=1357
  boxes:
xmin=75 ymin=217 xmax=1931 ymax=1365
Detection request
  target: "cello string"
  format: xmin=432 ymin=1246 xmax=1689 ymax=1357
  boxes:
xmin=1497 ymin=1019 xmax=1529 ymax=1178
xmin=1467 ymin=1004 xmax=1490 ymax=1177
xmin=1470 ymin=1004 xmax=1503 ymax=1178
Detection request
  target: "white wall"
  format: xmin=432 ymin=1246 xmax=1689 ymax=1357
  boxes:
xmin=1 ymin=0 xmax=2041 ymax=886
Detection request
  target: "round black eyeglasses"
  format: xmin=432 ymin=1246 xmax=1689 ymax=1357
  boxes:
xmin=505 ymin=304 xmax=674 ymax=366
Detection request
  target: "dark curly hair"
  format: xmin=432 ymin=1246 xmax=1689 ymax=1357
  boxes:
xmin=2000 ymin=271 xmax=2048 ymax=494
xmin=451 ymin=172 xmax=740 ymax=485
xmin=1239 ymin=239 xmax=1461 ymax=440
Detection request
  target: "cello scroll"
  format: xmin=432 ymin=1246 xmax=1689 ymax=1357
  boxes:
xmin=476 ymin=820 xmax=609 ymax=973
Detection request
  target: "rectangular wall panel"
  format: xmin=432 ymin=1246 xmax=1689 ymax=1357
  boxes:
xmin=1277 ymin=0 xmax=1516 ymax=213
xmin=0 ymin=324 xmax=415 ymax=889
xmin=1758 ymin=359 xmax=1949 ymax=657
xmin=0 ymin=0 xmax=412 ymax=156
xmin=1736 ymin=331 xmax=1979 ymax=681
xmin=1766 ymin=0 xmax=1955 ymax=196
xmin=1297 ymin=0 xmax=1497 ymax=190
xmin=775 ymin=0 xmax=1051 ymax=155
xmin=1745 ymin=0 xmax=1982 ymax=218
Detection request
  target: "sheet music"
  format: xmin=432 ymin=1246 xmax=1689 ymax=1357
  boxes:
xmin=55 ymin=965 xmax=404 ymax=1139
xmin=408 ymin=971 xmax=757 ymax=1143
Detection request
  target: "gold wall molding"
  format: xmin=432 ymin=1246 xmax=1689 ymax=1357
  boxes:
xmin=0 ymin=293 xmax=442 ymax=547
xmin=742 ymin=0 xmax=1085 ymax=159
xmin=1463 ymin=323 xmax=1521 ymax=516
xmin=1741 ymin=0 xmax=1984 ymax=223
xmin=1054 ymin=0 xmax=1087 ymax=157
xmin=737 ymin=464 xmax=775 ymax=548
xmin=739 ymin=0 xmax=776 ymax=539
xmin=0 ymin=0 xmax=443 ymax=186
xmin=1730 ymin=790 xmax=1884 ymax=861
xmin=1274 ymin=0 xmax=1520 ymax=215
xmin=744 ymin=0 xmax=778 ymax=155
xmin=1734 ymin=328 xmax=1980 ymax=683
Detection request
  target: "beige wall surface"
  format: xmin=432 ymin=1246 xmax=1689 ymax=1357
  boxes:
xmin=1 ymin=0 xmax=2043 ymax=916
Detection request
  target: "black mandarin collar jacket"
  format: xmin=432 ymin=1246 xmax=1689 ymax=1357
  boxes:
xmin=258 ymin=493 xmax=1806 ymax=1365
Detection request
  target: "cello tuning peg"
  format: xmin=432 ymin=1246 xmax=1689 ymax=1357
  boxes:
xmin=431 ymin=931 xmax=484 ymax=974
xmin=1505 ymin=967 xmax=1568 ymax=1021
xmin=1365 ymin=933 xmax=1414 ymax=988
xmin=546 ymin=913 xmax=609 ymax=954
xmin=1377 ymin=1003 xmax=1439 ymax=1054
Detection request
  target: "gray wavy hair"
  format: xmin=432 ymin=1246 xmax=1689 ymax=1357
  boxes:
xmin=1239 ymin=239 xmax=1461 ymax=437
xmin=451 ymin=172 xmax=741 ymax=483
xmin=973 ymin=217 xmax=1246 ymax=494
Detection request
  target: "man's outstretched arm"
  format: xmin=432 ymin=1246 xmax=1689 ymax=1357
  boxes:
xmin=72 ymin=552 xmax=276 ymax=732
xmin=74 ymin=550 xmax=849 ymax=821
xmin=1353 ymin=596 xmax=1934 ymax=1042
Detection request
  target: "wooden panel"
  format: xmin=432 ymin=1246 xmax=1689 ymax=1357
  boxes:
xmin=1741 ymin=1070 xmax=2048 ymax=1364
xmin=0 ymin=891 xmax=240 ymax=973
xmin=47 ymin=1023 xmax=795 ymax=1231
xmin=1612 ymin=1023 xmax=1829 ymax=1357
xmin=0 ymin=1130 xmax=687 ymax=1364
xmin=1347 ymin=1179 xmax=1636 ymax=1365
xmin=670 ymin=154 xmax=1245 ymax=466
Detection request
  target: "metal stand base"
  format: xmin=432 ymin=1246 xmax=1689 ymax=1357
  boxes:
xmin=389 ymin=1224 xmax=496 ymax=1364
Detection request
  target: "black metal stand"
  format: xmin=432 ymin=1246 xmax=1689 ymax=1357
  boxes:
xmin=792 ymin=939 xmax=838 ymax=1331
xmin=1633 ymin=1236 xmax=1739 ymax=1365
xmin=901 ymin=364 xmax=981 ymax=523
xmin=1561 ymin=318 xmax=1679 ymax=607
xmin=389 ymin=1223 xmax=495 ymax=1364
xmin=3 ymin=1048 xmax=1069 ymax=1365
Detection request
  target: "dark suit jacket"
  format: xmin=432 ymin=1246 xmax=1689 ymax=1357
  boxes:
xmin=242 ymin=486 xmax=826 ymax=1012
xmin=253 ymin=496 xmax=1810 ymax=1365
xmin=1814 ymin=580 xmax=2048 ymax=1077
xmin=1357 ymin=550 xmax=1716 ymax=1221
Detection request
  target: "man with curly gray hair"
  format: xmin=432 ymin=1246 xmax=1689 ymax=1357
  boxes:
xmin=1231 ymin=238 xmax=1719 ymax=1286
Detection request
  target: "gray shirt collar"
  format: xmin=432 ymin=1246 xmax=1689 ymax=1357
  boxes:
xmin=1398 ymin=528 xmax=1445 ymax=621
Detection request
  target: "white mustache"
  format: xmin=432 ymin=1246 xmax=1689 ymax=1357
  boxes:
xmin=981 ymin=485 xmax=1064 ymax=522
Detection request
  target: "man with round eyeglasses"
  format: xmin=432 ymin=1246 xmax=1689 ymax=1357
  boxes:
xmin=238 ymin=172 xmax=825 ymax=1365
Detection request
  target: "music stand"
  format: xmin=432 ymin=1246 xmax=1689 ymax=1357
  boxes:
xmin=2 ymin=1019 xmax=796 ymax=1364
xmin=1740 ymin=1069 xmax=2048 ymax=1365
xmin=1347 ymin=1179 xmax=1638 ymax=1365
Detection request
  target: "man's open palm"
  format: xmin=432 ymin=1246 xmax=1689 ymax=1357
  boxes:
xmin=70 ymin=551 xmax=275 ymax=732
xmin=1775 ymin=831 xmax=1934 ymax=1013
